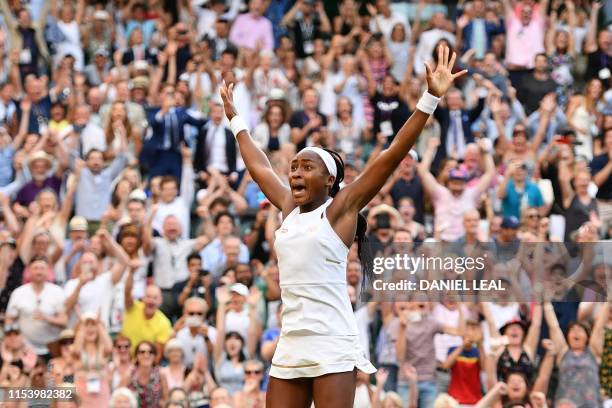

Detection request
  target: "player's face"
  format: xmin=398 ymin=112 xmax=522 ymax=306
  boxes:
xmin=289 ymin=151 xmax=333 ymax=206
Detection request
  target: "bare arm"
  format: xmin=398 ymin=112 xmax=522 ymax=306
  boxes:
xmin=543 ymin=302 xmax=569 ymax=361
xmin=523 ymin=303 xmax=542 ymax=360
xmin=593 ymin=156 xmax=612 ymax=187
xmin=584 ymin=2 xmax=602 ymax=54
xmin=416 ymin=137 xmax=443 ymax=197
xmin=220 ymin=82 xmax=291 ymax=214
xmin=333 ymin=47 xmax=466 ymax=213
xmin=589 ymin=300 xmax=609 ymax=358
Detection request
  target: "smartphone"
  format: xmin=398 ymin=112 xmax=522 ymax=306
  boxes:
xmin=186 ymin=316 xmax=202 ymax=328
xmin=82 ymin=264 xmax=93 ymax=280
xmin=408 ymin=311 xmax=422 ymax=323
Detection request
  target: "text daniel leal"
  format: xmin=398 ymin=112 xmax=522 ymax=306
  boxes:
xmin=373 ymin=279 xmax=506 ymax=291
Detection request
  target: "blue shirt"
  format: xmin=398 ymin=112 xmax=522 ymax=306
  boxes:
xmin=502 ymin=179 xmax=544 ymax=219
xmin=0 ymin=146 xmax=14 ymax=187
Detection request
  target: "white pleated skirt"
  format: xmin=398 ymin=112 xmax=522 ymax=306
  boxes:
xmin=269 ymin=333 xmax=377 ymax=379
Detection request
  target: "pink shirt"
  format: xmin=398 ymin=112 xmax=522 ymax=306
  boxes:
xmin=505 ymin=5 xmax=545 ymax=69
xmin=431 ymin=184 xmax=481 ymax=242
xmin=229 ymin=13 xmax=274 ymax=51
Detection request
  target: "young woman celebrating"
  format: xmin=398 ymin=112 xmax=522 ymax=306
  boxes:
xmin=220 ymin=44 xmax=466 ymax=407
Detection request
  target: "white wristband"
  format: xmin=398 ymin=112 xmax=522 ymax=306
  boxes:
xmin=230 ymin=115 xmax=248 ymax=137
xmin=416 ymin=91 xmax=441 ymax=115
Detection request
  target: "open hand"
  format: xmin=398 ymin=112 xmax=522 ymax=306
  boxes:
xmin=425 ymin=45 xmax=467 ymax=97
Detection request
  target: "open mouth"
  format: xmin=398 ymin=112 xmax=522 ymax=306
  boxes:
xmin=291 ymin=183 xmax=306 ymax=196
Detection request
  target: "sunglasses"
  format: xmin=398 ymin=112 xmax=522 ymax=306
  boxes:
xmin=137 ymin=349 xmax=154 ymax=355
xmin=116 ymin=344 xmax=130 ymax=350
xmin=245 ymin=370 xmax=262 ymax=375
xmin=187 ymin=311 xmax=204 ymax=316
xmin=60 ymin=340 xmax=74 ymax=346
xmin=527 ymin=214 xmax=540 ymax=219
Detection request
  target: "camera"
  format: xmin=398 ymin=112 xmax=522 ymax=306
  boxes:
xmin=375 ymin=213 xmax=391 ymax=230
xmin=199 ymin=269 xmax=209 ymax=278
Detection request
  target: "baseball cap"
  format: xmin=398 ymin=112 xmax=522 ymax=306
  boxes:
xmin=128 ymin=189 xmax=147 ymax=202
xmin=501 ymin=216 xmax=520 ymax=229
xmin=229 ymin=283 xmax=249 ymax=297
xmin=408 ymin=150 xmax=418 ymax=162
xmin=131 ymin=76 xmax=150 ymax=90
xmin=69 ymin=216 xmax=88 ymax=232
xmin=4 ymin=322 xmax=20 ymax=333
xmin=448 ymin=168 xmax=469 ymax=181
xmin=93 ymin=10 xmax=109 ymax=20
xmin=94 ymin=48 xmax=109 ymax=58
xmin=0 ymin=237 xmax=16 ymax=248
xmin=80 ymin=312 xmax=98 ymax=322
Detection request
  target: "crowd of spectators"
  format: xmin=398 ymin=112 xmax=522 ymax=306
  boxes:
xmin=0 ymin=0 xmax=611 ymax=407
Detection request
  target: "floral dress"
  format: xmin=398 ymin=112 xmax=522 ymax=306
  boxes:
xmin=601 ymin=327 xmax=612 ymax=398
xmin=129 ymin=366 xmax=162 ymax=408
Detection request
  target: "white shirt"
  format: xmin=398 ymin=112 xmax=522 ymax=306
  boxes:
xmin=63 ymin=272 xmax=115 ymax=328
xmin=369 ymin=12 xmax=410 ymax=42
xmin=152 ymin=238 xmax=196 ymax=289
xmin=6 ymin=283 xmax=66 ymax=354
xmin=432 ymin=303 xmax=469 ymax=363
xmin=80 ymin=123 xmax=106 ymax=155
xmin=225 ymin=308 xmax=250 ymax=340
xmin=414 ymin=29 xmax=456 ymax=76
xmin=205 ymin=122 xmax=229 ymax=173
xmin=446 ymin=110 xmax=466 ymax=158
xmin=152 ymin=165 xmax=194 ymax=239
xmin=176 ymin=326 xmax=218 ymax=367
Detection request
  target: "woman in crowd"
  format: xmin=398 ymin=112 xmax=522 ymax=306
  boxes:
xmin=48 ymin=329 xmax=76 ymax=386
xmin=122 ymin=340 xmax=167 ymax=408
xmin=159 ymin=339 xmax=188 ymax=390
xmin=104 ymin=101 xmax=140 ymax=162
xmin=566 ymin=78 xmax=604 ymax=160
xmin=73 ymin=314 xmax=113 ymax=406
xmin=252 ymin=104 xmax=291 ymax=153
xmin=544 ymin=301 xmax=606 ymax=407
xmin=109 ymin=335 xmax=133 ymax=392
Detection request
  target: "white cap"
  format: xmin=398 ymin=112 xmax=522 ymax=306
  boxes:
xmin=229 ymin=283 xmax=249 ymax=297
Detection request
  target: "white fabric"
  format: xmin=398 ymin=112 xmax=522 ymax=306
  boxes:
xmin=63 ymin=272 xmax=115 ymax=329
xmin=229 ymin=115 xmax=249 ymax=137
xmin=301 ymin=147 xmax=337 ymax=177
xmin=416 ymin=91 xmax=441 ymax=115
xmin=6 ymin=283 xmax=66 ymax=354
xmin=270 ymin=199 xmax=375 ymax=378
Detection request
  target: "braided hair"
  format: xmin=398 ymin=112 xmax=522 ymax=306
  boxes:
xmin=323 ymin=149 xmax=373 ymax=299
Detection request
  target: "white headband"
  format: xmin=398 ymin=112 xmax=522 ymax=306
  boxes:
xmin=301 ymin=147 xmax=337 ymax=178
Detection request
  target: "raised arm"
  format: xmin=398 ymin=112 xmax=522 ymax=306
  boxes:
xmin=543 ymin=302 xmax=569 ymax=361
xmin=332 ymin=45 xmax=466 ymax=213
xmin=220 ymin=81 xmax=291 ymax=214
xmin=417 ymin=136 xmax=443 ymax=197
xmin=97 ymin=229 xmax=129 ymax=285
xmin=523 ymin=303 xmax=542 ymax=360
xmin=590 ymin=299 xmax=609 ymax=358
xmin=584 ymin=2 xmax=602 ymax=54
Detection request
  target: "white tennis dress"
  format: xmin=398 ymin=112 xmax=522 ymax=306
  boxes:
xmin=270 ymin=198 xmax=376 ymax=379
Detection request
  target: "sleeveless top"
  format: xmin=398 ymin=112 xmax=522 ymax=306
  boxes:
xmin=555 ymin=348 xmax=602 ymax=408
xmin=214 ymin=354 xmax=245 ymax=396
xmin=496 ymin=347 xmax=534 ymax=382
xmin=273 ymin=199 xmax=358 ymax=337
xmin=601 ymin=327 xmax=612 ymax=398
xmin=564 ymin=195 xmax=597 ymax=241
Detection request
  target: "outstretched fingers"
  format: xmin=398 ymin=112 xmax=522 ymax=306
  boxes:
xmin=443 ymin=46 xmax=449 ymax=67
xmin=448 ymin=51 xmax=457 ymax=72
xmin=452 ymin=69 xmax=469 ymax=79
xmin=437 ymin=45 xmax=444 ymax=70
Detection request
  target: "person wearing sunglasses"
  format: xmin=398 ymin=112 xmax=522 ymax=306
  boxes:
xmin=233 ymin=359 xmax=265 ymax=408
xmin=122 ymin=340 xmax=168 ymax=408
xmin=110 ymin=335 xmax=133 ymax=392
xmin=173 ymin=297 xmax=215 ymax=369
xmin=47 ymin=328 xmax=75 ymax=386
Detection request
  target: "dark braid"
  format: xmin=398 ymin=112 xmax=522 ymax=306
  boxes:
xmin=324 ymin=149 xmax=373 ymax=300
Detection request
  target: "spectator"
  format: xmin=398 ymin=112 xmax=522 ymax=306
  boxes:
xmin=121 ymin=279 xmax=172 ymax=362
xmin=229 ymin=0 xmax=274 ymax=52
xmin=289 ymin=88 xmax=327 ymax=151
xmin=517 ymin=54 xmax=559 ymax=116
xmin=121 ymin=340 xmax=168 ymax=407
xmin=497 ymin=160 xmax=545 ymax=219
xmin=5 ymin=256 xmax=67 ymax=356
